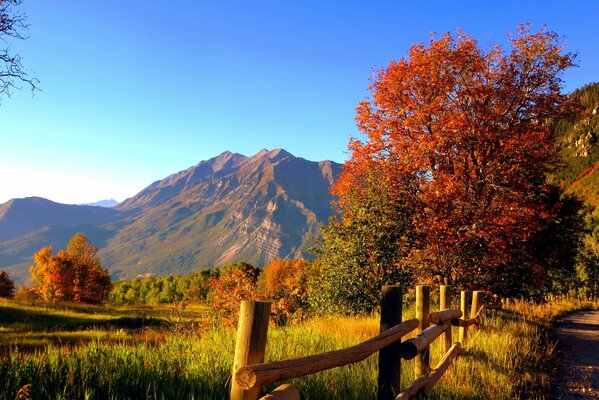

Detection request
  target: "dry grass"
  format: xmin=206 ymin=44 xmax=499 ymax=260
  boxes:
xmin=0 ymin=297 xmax=595 ymax=399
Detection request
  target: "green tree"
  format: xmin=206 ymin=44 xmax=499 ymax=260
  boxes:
xmin=577 ymin=207 xmax=599 ymax=299
xmin=314 ymin=165 xmax=417 ymax=314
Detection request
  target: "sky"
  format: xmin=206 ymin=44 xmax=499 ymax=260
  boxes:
xmin=1 ymin=0 xmax=598 ymax=204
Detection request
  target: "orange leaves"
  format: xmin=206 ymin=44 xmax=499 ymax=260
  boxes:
xmin=260 ymin=259 xmax=313 ymax=324
xmin=336 ymin=26 xmax=576 ymax=292
xmin=29 ymin=234 xmax=111 ymax=304
xmin=206 ymin=262 xmax=261 ymax=326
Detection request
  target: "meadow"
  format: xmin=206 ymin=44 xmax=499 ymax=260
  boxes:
xmin=0 ymin=297 xmax=595 ymax=400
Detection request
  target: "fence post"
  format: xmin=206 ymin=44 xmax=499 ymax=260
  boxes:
xmin=471 ymin=291 xmax=483 ymax=332
xmin=440 ymin=285 xmax=452 ymax=353
xmin=378 ymin=285 xmax=403 ymax=400
xmin=415 ymin=285 xmax=430 ymax=377
xmin=459 ymin=291 xmax=469 ymax=346
xmin=231 ymin=300 xmax=271 ymax=400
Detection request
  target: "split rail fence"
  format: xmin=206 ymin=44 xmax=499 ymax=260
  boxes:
xmin=230 ymin=285 xmax=486 ymax=400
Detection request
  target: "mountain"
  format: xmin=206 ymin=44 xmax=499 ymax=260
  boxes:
xmin=0 ymin=198 xmax=121 ymax=283
xmin=0 ymin=149 xmax=341 ymax=282
xmin=553 ymin=82 xmax=599 ymax=208
xmin=102 ymin=149 xmax=341 ymax=278
xmin=0 ymin=224 xmax=115 ymax=283
xmin=0 ymin=197 xmax=119 ymax=241
xmin=82 ymin=199 xmax=118 ymax=208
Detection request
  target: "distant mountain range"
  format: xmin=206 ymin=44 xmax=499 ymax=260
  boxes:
xmin=81 ymin=199 xmax=118 ymax=208
xmin=0 ymin=149 xmax=341 ymax=283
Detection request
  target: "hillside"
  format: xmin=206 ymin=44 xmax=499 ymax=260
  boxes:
xmin=554 ymin=82 xmax=599 ymax=208
xmin=0 ymin=149 xmax=341 ymax=282
xmin=0 ymin=197 xmax=119 ymax=241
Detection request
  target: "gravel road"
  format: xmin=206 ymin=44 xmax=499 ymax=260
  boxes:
xmin=548 ymin=309 xmax=599 ymax=399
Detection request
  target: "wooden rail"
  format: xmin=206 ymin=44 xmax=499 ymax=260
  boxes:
xmin=235 ymin=318 xmax=419 ymax=389
xmin=230 ymin=286 xmax=486 ymax=400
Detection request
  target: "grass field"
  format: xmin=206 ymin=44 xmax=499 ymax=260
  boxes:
xmin=0 ymin=297 xmax=595 ymax=400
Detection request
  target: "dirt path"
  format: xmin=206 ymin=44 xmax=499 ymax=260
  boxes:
xmin=548 ymin=310 xmax=599 ymax=399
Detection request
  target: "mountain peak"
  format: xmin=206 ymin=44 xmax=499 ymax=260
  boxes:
xmin=253 ymin=148 xmax=293 ymax=162
xmin=207 ymin=151 xmax=247 ymax=171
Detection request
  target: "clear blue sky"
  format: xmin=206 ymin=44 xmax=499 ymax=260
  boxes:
xmin=1 ymin=0 xmax=597 ymax=204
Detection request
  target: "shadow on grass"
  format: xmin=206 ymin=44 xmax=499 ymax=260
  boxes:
xmin=0 ymin=304 xmax=167 ymax=333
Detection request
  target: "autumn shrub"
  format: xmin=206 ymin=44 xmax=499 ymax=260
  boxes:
xmin=258 ymin=259 xmax=316 ymax=324
xmin=13 ymin=284 xmax=39 ymax=303
xmin=206 ymin=262 xmax=260 ymax=326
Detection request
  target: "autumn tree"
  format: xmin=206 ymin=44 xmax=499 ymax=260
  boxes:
xmin=206 ymin=262 xmax=260 ymax=326
xmin=259 ymin=259 xmax=316 ymax=323
xmin=66 ymin=233 xmax=112 ymax=303
xmin=30 ymin=233 xmax=112 ymax=303
xmin=333 ymin=25 xmax=576 ymax=295
xmin=0 ymin=0 xmax=38 ymax=101
xmin=0 ymin=271 xmax=15 ymax=298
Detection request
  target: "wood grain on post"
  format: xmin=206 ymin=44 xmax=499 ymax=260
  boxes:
xmin=231 ymin=300 xmax=271 ymax=400
xmin=415 ymin=285 xmax=430 ymax=377
xmin=439 ymin=285 xmax=453 ymax=353
xmin=398 ymin=320 xmax=450 ymax=360
xmin=459 ymin=291 xmax=469 ymax=346
xmin=258 ymin=384 xmax=300 ymax=400
xmin=470 ymin=291 xmax=483 ymax=332
xmin=235 ymin=318 xmax=419 ymax=390
xmin=378 ymin=285 xmax=403 ymax=400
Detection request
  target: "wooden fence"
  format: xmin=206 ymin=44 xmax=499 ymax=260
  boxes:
xmin=230 ymin=285 xmax=486 ymax=400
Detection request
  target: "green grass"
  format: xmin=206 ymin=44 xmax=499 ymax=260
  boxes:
xmin=0 ymin=298 xmax=595 ymax=399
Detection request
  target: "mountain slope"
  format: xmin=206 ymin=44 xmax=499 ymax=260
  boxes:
xmin=554 ymin=82 xmax=599 ymax=208
xmin=102 ymin=149 xmax=341 ymax=279
xmin=0 ymin=224 xmax=115 ymax=283
xmin=0 ymin=197 xmax=119 ymax=241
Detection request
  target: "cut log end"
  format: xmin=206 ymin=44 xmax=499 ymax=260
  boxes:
xmin=235 ymin=366 xmax=257 ymax=390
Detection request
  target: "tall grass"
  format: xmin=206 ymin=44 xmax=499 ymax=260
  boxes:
xmin=0 ymin=298 xmax=595 ymax=399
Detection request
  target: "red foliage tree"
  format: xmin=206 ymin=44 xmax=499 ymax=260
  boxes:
xmin=207 ymin=262 xmax=261 ymax=326
xmin=29 ymin=234 xmax=112 ymax=303
xmin=335 ymin=25 xmax=576 ymax=292
xmin=259 ymin=259 xmax=314 ymax=324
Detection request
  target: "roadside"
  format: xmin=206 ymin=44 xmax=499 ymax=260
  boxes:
xmin=548 ymin=310 xmax=599 ymax=399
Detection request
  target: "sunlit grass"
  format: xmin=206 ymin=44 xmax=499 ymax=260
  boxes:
xmin=0 ymin=298 xmax=595 ymax=399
